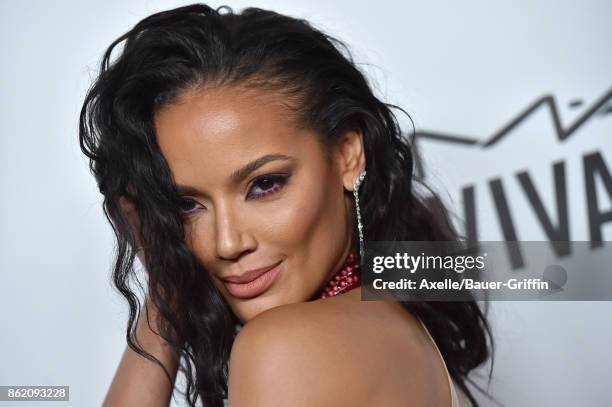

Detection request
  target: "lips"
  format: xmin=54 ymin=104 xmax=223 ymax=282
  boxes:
xmin=221 ymin=260 xmax=282 ymax=284
xmin=221 ymin=260 xmax=282 ymax=299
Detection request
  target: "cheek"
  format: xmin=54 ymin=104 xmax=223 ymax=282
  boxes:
xmin=265 ymin=174 xmax=338 ymax=248
xmin=182 ymin=218 xmax=214 ymax=265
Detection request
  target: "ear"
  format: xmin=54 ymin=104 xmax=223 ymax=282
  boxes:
xmin=334 ymin=130 xmax=366 ymax=191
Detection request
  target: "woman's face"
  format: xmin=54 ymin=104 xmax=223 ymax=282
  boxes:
xmin=154 ymin=85 xmax=364 ymax=322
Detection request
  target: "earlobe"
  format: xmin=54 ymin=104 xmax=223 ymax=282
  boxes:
xmin=337 ymin=130 xmax=366 ymax=191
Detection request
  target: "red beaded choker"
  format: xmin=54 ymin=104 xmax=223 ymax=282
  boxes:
xmin=319 ymin=250 xmax=362 ymax=299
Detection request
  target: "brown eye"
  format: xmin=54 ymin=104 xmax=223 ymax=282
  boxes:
xmin=177 ymin=198 xmax=203 ymax=217
xmin=258 ymin=178 xmax=275 ymax=190
xmin=247 ymin=174 xmax=290 ymax=200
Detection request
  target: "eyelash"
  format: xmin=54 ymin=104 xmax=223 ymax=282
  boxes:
xmin=177 ymin=173 xmax=291 ymax=217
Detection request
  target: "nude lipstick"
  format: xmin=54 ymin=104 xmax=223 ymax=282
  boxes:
xmin=221 ymin=260 xmax=282 ymax=298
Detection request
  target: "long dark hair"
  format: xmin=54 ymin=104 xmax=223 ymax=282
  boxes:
xmin=79 ymin=4 xmax=493 ymax=406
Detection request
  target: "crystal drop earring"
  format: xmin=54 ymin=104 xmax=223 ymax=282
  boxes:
xmin=353 ymin=171 xmax=366 ymax=260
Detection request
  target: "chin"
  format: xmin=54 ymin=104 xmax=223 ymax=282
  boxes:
xmin=230 ymin=298 xmax=278 ymax=323
xmin=228 ymin=289 xmax=307 ymax=323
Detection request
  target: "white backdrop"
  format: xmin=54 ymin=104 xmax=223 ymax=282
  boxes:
xmin=1 ymin=1 xmax=611 ymax=406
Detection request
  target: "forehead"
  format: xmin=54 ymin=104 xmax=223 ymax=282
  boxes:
xmin=154 ymin=86 xmax=315 ymax=188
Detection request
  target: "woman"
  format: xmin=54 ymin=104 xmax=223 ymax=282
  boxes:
xmin=79 ymin=4 xmax=492 ymax=406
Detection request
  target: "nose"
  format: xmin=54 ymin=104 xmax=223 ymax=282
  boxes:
xmin=213 ymin=202 xmax=256 ymax=260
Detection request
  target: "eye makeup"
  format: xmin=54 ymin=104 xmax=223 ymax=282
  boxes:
xmin=177 ymin=172 xmax=293 ymax=217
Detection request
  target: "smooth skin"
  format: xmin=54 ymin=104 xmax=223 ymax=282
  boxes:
xmin=104 ymin=85 xmax=452 ymax=406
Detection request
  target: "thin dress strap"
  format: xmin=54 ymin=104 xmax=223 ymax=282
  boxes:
xmin=417 ymin=319 xmax=461 ymax=407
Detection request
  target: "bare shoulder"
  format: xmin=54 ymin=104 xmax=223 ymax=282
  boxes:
xmin=228 ymin=293 xmax=446 ymax=406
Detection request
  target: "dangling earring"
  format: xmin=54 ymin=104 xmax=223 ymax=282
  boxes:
xmin=353 ymin=171 xmax=366 ymax=261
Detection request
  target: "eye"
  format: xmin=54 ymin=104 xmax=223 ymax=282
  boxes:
xmin=176 ymin=173 xmax=291 ymax=218
xmin=177 ymin=197 xmax=203 ymax=217
xmin=247 ymin=173 xmax=290 ymax=200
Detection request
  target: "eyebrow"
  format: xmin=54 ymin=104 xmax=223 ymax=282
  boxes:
xmin=176 ymin=153 xmax=295 ymax=195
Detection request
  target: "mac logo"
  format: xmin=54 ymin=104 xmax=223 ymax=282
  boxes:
xmin=415 ymin=86 xmax=612 ymax=269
